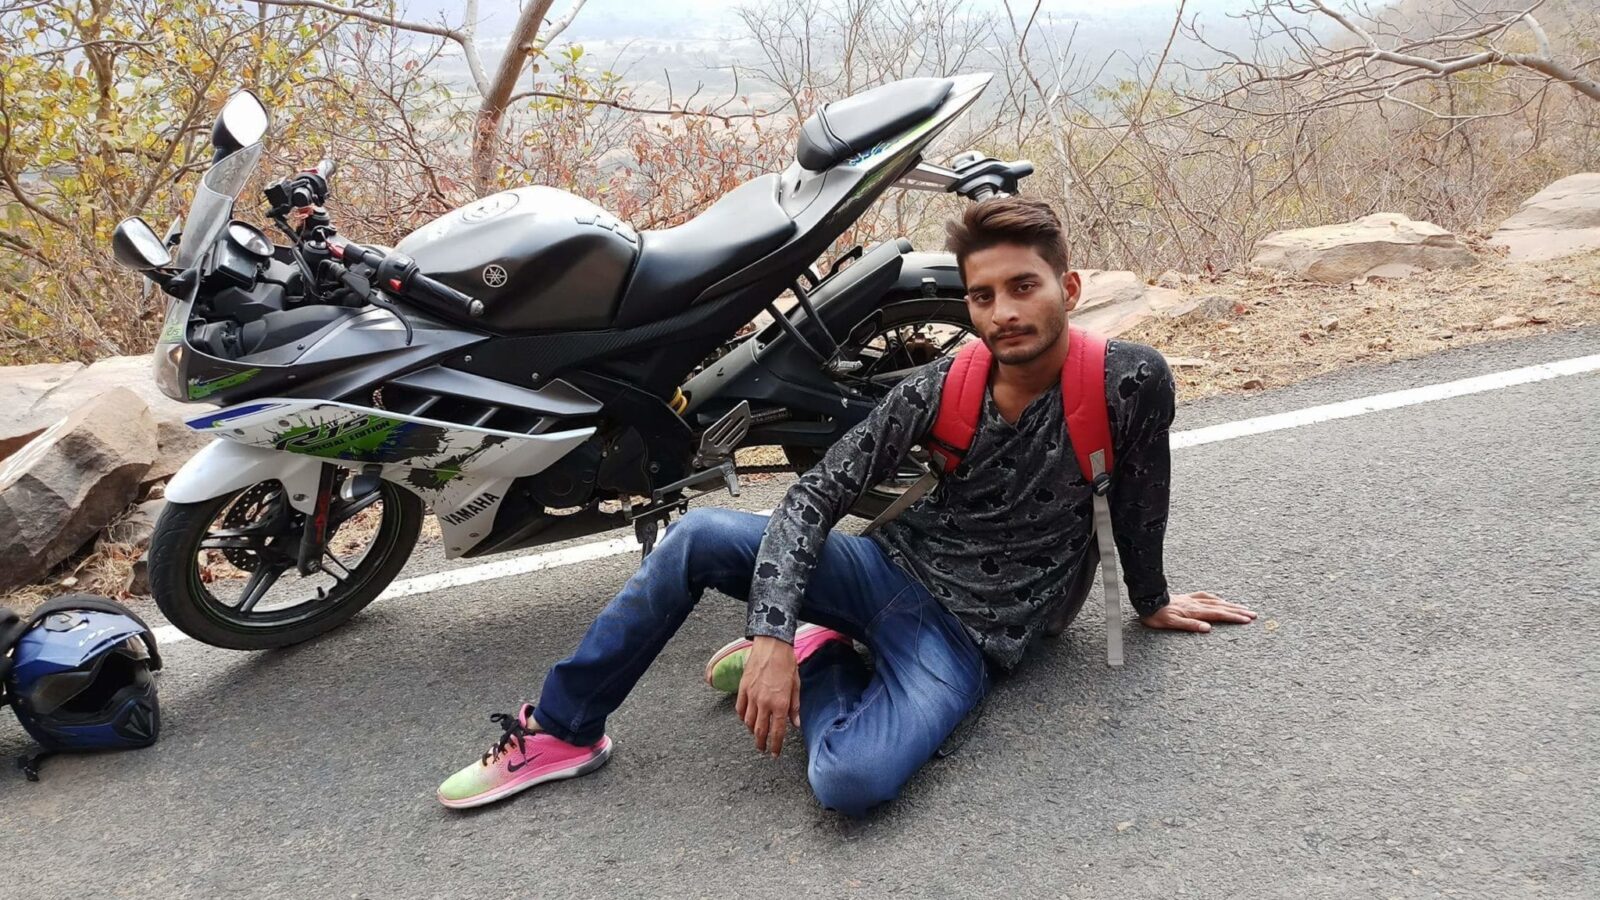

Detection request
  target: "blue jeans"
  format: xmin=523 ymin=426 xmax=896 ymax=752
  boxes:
xmin=532 ymin=507 xmax=989 ymax=817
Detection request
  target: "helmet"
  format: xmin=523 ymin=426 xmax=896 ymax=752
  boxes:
xmin=2 ymin=595 xmax=163 ymax=758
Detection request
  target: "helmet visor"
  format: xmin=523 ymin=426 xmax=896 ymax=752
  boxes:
xmin=23 ymin=638 xmax=150 ymax=716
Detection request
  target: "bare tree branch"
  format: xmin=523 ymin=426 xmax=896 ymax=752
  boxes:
xmin=506 ymin=89 xmax=771 ymax=123
xmin=257 ymin=0 xmax=464 ymax=41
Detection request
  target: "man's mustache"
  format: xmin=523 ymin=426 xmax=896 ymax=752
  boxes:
xmin=991 ymin=327 xmax=1035 ymax=341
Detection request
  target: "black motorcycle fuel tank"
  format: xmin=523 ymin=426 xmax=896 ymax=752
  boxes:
xmin=395 ymin=187 xmax=638 ymax=332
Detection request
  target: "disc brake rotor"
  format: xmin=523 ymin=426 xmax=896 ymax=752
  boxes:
xmin=217 ymin=482 xmax=292 ymax=571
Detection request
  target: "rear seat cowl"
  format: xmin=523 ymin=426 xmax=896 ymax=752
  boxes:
xmin=795 ymin=78 xmax=955 ymax=172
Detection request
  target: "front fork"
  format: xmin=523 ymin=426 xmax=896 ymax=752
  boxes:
xmin=296 ymin=463 xmax=338 ymax=575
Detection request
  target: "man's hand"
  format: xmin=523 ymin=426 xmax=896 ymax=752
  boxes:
xmin=735 ymin=636 xmax=801 ymax=758
xmin=1141 ymin=590 xmax=1256 ymax=632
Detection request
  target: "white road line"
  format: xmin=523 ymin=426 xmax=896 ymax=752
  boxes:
xmin=1171 ymin=353 xmax=1600 ymax=449
xmin=151 ymin=352 xmax=1600 ymax=648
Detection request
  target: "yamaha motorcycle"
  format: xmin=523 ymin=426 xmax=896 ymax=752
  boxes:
xmin=110 ymin=74 xmax=1034 ymax=649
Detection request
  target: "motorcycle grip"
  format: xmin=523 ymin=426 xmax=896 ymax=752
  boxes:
xmin=373 ymin=251 xmax=485 ymax=319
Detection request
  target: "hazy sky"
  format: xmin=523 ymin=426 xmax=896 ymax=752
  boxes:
xmin=397 ymin=0 xmax=1234 ymax=43
xmin=379 ymin=0 xmax=1265 ymax=96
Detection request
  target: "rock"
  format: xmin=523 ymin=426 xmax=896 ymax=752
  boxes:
xmin=1249 ymin=213 xmax=1477 ymax=283
xmin=1490 ymin=314 xmax=1528 ymax=330
xmin=1319 ymin=316 xmax=1340 ymax=332
xmin=0 ymin=389 xmax=157 ymax=593
xmin=1367 ymin=336 xmax=1392 ymax=351
xmin=1428 ymin=329 xmax=1455 ymax=340
xmin=108 ymin=499 xmax=166 ymax=598
xmin=0 ymin=362 xmax=85 ymax=459
xmin=1241 ymin=378 xmax=1265 ymax=390
xmin=1155 ymin=270 xmax=1193 ymax=289
xmin=127 ymin=559 xmax=152 ymax=597
xmin=1170 ymin=294 xmax=1234 ymax=325
xmin=5 ymin=355 xmax=209 ymax=484
xmin=103 ymin=497 xmax=166 ymax=549
xmin=1360 ymin=262 xmax=1424 ymax=280
xmin=1167 ymin=356 xmax=1210 ymax=368
xmin=1490 ymin=173 xmax=1600 ymax=261
xmin=1070 ymin=270 xmax=1190 ymax=336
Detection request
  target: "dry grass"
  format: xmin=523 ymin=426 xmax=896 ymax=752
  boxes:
xmin=1125 ymin=250 xmax=1600 ymax=400
xmin=0 ymin=539 xmax=145 ymax=616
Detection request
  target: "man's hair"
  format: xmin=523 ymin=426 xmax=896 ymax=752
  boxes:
xmin=944 ymin=196 xmax=1070 ymax=277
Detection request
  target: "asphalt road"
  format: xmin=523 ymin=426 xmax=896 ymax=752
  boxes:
xmin=3 ymin=329 xmax=1597 ymax=899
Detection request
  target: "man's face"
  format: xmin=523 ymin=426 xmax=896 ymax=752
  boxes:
xmin=962 ymin=243 xmax=1081 ymax=365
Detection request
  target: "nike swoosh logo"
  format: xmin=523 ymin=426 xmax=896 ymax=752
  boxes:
xmin=506 ymin=753 xmax=543 ymax=773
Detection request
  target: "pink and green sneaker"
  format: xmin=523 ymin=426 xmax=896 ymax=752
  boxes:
xmin=703 ymin=623 xmax=854 ymax=693
xmin=436 ymin=703 xmax=613 ymax=809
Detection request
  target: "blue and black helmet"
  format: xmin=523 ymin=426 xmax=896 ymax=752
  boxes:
xmin=2 ymin=594 xmax=163 ymax=776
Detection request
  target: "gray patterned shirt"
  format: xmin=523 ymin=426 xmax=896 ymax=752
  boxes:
xmin=746 ymin=339 xmax=1176 ymax=669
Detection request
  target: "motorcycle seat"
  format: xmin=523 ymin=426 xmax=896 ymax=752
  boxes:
xmin=612 ymin=174 xmax=795 ymax=328
xmin=796 ymin=78 xmax=954 ymax=172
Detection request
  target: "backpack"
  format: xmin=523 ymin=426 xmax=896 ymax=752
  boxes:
xmin=863 ymin=326 xmax=1129 ymax=666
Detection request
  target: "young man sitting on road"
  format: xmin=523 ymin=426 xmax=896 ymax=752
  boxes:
xmin=437 ymin=197 xmax=1257 ymax=816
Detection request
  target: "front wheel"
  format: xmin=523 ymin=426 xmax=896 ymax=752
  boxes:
xmin=147 ymin=478 xmax=423 ymax=649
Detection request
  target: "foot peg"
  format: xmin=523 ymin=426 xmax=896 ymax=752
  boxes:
xmin=629 ymin=402 xmax=753 ymax=562
xmin=694 ymin=401 xmax=751 ymax=468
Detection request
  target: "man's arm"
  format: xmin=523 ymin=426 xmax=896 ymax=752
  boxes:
xmin=745 ymin=360 xmax=946 ymax=643
xmin=736 ymin=361 xmax=945 ymax=758
xmin=1105 ymin=341 xmax=1176 ymax=619
xmin=1106 ymin=341 xmax=1257 ymax=632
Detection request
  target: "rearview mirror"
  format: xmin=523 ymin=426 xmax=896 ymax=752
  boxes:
xmin=211 ymin=90 xmax=269 ymax=157
xmin=112 ymin=217 xmax=173 ymax=271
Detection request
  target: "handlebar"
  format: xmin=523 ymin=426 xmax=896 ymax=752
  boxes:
xmin=329 ymin=239 xmax=484 ymax=319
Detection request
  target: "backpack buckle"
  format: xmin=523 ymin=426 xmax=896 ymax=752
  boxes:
xmin=1091 ymin=472 xmax=1112 ymax=497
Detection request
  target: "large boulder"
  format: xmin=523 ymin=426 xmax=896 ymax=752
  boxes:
xmin=1490 ymin=173 xmax=1600 ymax=262
xmin=4 ymin=355 xmax=209 ymax=482
xmin=1071 ymin=270 xmax=1191 ymax=336
xmin=0 ymin=361 xmax=85 ymax=459
xmin=1249 ymin=213 xmax=1476 ymax=283
xmin=0 ymin=388 xmax=157 ymax=593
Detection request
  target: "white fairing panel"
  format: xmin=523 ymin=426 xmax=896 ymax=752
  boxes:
xmin=175 ymin=398 xmax=595 ymax=557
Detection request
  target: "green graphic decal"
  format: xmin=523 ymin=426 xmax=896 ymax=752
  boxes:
xmin=188 ymin=368 xmax=260 ymax=400
xmin=826 ymin=113 xmax=943 ymax=227
xmin=272 ymin=415 xmax=411 ymax=459
xmin=403 ymin=436 xmax=507 ymax=490
xmin=157 ymin=317 xmax=186 ymax=345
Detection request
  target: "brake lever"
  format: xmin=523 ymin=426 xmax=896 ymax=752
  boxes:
xmin=339 ymin=268 xmax=414 ymax=346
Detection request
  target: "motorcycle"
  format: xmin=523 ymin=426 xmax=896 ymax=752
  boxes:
xmin=110 ymin=74 xmax=1034 ymax=649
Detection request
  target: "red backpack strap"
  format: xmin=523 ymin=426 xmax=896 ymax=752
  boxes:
xmin=1060 ymin=327 xmax=1112 ymax=487
xmin=927 ymin=341 xmax=992 ymax=474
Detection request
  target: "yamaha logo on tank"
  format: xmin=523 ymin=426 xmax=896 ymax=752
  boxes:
xmin=460 ymin=191 xmax=519 ymax=223
xmin=482 ymin=264 xmax=508 ymax=288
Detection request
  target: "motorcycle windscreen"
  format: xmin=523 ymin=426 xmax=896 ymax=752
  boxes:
xmin=152 ymin=143 xmax=264 ymax=400
xmin=174 ymin=143 xmax=263 ymax=269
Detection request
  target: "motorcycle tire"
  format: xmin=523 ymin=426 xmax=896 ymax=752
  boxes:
xmin=147 ymin=479 xmax=423 ymax=650
xmin=784 ymin=295 xmax=973 ymax=520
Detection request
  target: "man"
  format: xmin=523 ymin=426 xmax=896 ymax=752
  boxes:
xmin=436 ymin=197 xmax=1256 ymax=816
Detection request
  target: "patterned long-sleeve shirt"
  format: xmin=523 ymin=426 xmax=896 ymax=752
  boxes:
xmin=746 ymin=339 xmax=1176 ymax=670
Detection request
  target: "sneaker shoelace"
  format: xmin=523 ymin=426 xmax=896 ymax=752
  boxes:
xmin=482 ymin=711 xmax=536 ymax=767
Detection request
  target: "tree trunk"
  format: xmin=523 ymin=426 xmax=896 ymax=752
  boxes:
xmin=471 ymin=0 xmax=556 ymax=194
